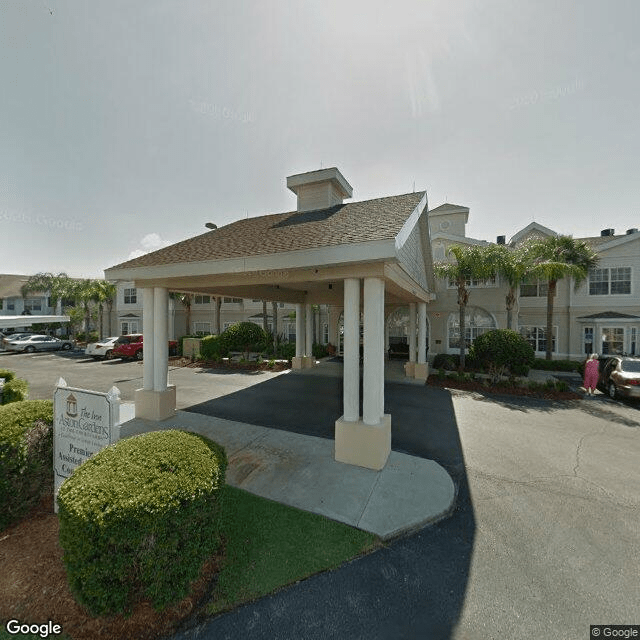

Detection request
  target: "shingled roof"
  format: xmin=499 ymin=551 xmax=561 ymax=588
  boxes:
xmin=109 ymin=192 xmax=426 ymax=271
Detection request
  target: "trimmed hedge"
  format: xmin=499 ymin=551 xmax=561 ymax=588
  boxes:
xmin=0 ymin=400 xmax=54 ymax=531
xmin=221 ymin=322 xmax=269 ymax=354
xmin=532 ymin=358 xmax=582 ymax=372
xmin=2 ymin=377 xmax=29 ymax=404
xmin=469 ymin=329 xmax=535 ymax=376
xmin=0 ymin=369 xmax=16 ymax=383
xmin=200 ymin=334 xmax=229 ymax=360
xmin=57 ymin=430 xmax=227 ymax=615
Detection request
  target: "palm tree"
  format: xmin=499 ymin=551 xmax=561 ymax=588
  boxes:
xmin=21 ymin=272 xmax=71 ymax=313
xmin=492 ymin=244 xmax=531 ymax=330
xmin=272 ymin=300 xmax=279 ymax=347
xmin=94 ymin=281 xmax=117 ymax=339
xmin=433 ymin=244 xmax=500 ymax=370
xmin=71 ymin=279 xmax=101 ymax=339
xmin=524 ymin=235 xmax=599 ymax=360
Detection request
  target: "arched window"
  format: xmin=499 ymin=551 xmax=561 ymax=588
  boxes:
xmin=448 ymin=307 xmax=496 ymax=350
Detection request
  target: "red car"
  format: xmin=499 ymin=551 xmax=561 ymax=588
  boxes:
xmin=112 ymin=334 xmax=178 ymax=361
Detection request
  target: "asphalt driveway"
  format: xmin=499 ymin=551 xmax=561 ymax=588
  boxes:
xmin=2 ymin=351 xmax=639 ymax=639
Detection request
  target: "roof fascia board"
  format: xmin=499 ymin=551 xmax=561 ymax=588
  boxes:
xmin=105 ymin=239 xmax=396 ymax=282
xmin=430 ymin=232 xmax=490 ymax=246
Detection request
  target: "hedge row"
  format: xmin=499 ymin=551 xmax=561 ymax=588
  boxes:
xmin=58 ymin=429 xmax=227 ymax=615
xmin=0 ymin=399 xmax=54 ymax=531
xmin=0 ymin=368 xmax=29 ymax=404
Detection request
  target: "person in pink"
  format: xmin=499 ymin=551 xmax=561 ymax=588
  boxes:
xmin=583 ymin=353 xmax=599 ymax=396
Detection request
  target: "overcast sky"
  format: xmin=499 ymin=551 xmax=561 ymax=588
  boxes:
xmin=1 ymin=0 xmax=639 ymax=278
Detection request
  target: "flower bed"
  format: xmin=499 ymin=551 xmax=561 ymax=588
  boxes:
xmin=428 ymin=374 xmax=582 ymax=400
xmin=169 ymin=356 xmax=291 ymax=372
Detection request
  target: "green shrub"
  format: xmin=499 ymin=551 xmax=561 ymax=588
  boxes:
xmin=433 ymin=354 xmax=457 ymax=370
xmin=2 ymin=377 xmax=29 ymax=404
xmin=276 ymin=341 xmax=296 ymax=361
xmin=200 ymin=334 xmax=228 ymax=360
xmin=57 ymin=430 xmax=227 ymax=616
xmin=0 ymin=400 xmax=54 ymax=531
xmin=221 ymin=322 xmax=268 ymax=356
xmin=555 ymin=380 xmax=570 ymax=392
xmin=437 ymin=368 xmax=446 ymax=380
xmin=312 ymin=343 xmax=328 ymax=358
xmin=0 ymin=369 xmax=16 ymax=383
xmin=469 ymin=329 xmax=535 ymax=376
xmin=532 ymin=358 xmax=582 ymax=372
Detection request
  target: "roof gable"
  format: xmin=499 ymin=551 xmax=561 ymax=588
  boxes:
xmin=106 ymin=192 xmax=426 ymax=273
xmin=509 ymin=222 xmax=557 ymax=246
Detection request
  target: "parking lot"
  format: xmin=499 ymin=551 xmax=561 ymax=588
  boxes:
xmin=0 ymin=348 xmax=288 ymax=409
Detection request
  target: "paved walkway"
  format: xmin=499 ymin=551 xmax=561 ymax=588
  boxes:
xmin=120 ymin=407 xmax=455 ymax=540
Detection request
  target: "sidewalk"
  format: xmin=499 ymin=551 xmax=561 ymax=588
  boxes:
xmin=119 ymin=406 xmax=456 ymax=541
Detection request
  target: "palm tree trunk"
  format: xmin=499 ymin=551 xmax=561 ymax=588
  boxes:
xmin=459 ymin=302 xmax=466 ymax=370
xmin=262 ymin=300 xmax=268 ymax=332
xmin=106 ymin=301 xmax=113 ymax=336
xmin=215 ymin=296 xmax=222 ymax=334
xmin=99 ymin=303 xmax=104 ymax=340
xmin=545 ymin=280 xmax=556 ymax=360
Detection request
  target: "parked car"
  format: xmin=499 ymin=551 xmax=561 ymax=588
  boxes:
xmin=1 ymin=332 xmax=34 ymax=349
xmin=112 ymin=334 xmax=178 ymax=360
xmin=85 ymin=336 xmax=119 ymax=360
xmin=598 ymin=355 xmax=640 ymax=401
xmin=5 ymin=334 xmax=74 ymax=353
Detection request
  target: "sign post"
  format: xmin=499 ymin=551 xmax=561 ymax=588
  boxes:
xmin=53 ymin=378 xmax=120 ymax=512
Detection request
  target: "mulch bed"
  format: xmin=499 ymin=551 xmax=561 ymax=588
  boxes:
xmin=427 ymin=375 xmax=582 ymax=400
xmin=169 ymin=356 xmax=291 ymax=372
xmin=0 ymin=493 xmax=224 ymax=640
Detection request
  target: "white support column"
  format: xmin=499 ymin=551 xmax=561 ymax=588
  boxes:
xmin=135 ymin=286 xmax=176 ymax=421
xmin=153 ymin=287 xmax=168 ymax=391
xmin=418 ymin=303 xmax=427 ymax=363
xmin=343 ymin=278 xmax=360 ymax=422
xmin=292 ymin=302 xmax=307 ymax=369
xmin=409 ymin=303 xmax=417 ymax=362
xmin=414 ymin=302 xmax=429 ymax=381
xmin=363 ymin=277 xmax=385 ymax=425
xmin=142 ymin=288 xmax=155 ymax=390
xmin=295 ymin=303 xmax=304 ymax=357
xmin=405 ymin=302 xmax=417 ymax=377
xmin=335 ymin=276 xmax=390 ymax=470
xmin=305 ymin=303 xmax=313 ymax=358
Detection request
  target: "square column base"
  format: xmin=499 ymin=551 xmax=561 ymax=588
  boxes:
xmin=404 ymin=361 xmax=416 ymax=377
xmin=292 ymin=356 xmax=315 ymax=369
xmin=335 ymin=414 xmax=391 ymax=470
xmin=414 ymin=362 xmax=429 ymax=381
xmin=135 ymin=386 xmax=176 ymax=421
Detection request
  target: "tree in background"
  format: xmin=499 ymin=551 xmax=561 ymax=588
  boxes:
xmin=524 ymin=235 xmax=599 ymax=360
xmin=433 ymin=244 xmax=501 ymax=370
xmin=491 ymin=244 xmax=532 ymax=331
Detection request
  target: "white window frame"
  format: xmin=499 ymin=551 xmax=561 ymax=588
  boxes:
xmin=589 ymin=267 xmax=631 ymax=296
xmin=448 ymin=276 xmax=497 ymax=289
xmin=519 ymin=325 xmax=557 ymax=354
xmin=194 ymin=295 xmax=211 ymax=305
xmin=24 ymin=297 xmax=43 ymax=312
xmin=601 ymin=326 xmax=624 ymax=355
xmin=193 ymin=322 xmax=211 ymax=336
xmin=583 ymin=326 xmax=594 ymax=355
xmin=120 ymin=320 xmax=139 ymax=335
xmin=520 ymin=280 xmax=549 ymax=297
xmin=124 ymin=288 xmax=137 ymax=304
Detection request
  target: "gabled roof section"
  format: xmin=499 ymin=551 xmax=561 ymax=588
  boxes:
xmin=509 ymin=222 xmax=557 ymax=246
xmin=581 ymin=230 xmax=640 ymax=252
xmin=107 ymin=192 xmax=426 ymax=272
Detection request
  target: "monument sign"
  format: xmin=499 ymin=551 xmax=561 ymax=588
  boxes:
xmin=53 ymin=378 xmax=120 ymax=511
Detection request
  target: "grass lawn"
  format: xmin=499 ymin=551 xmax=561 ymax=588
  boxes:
xmin=209 ymin=485 xmax=382 ymax=615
